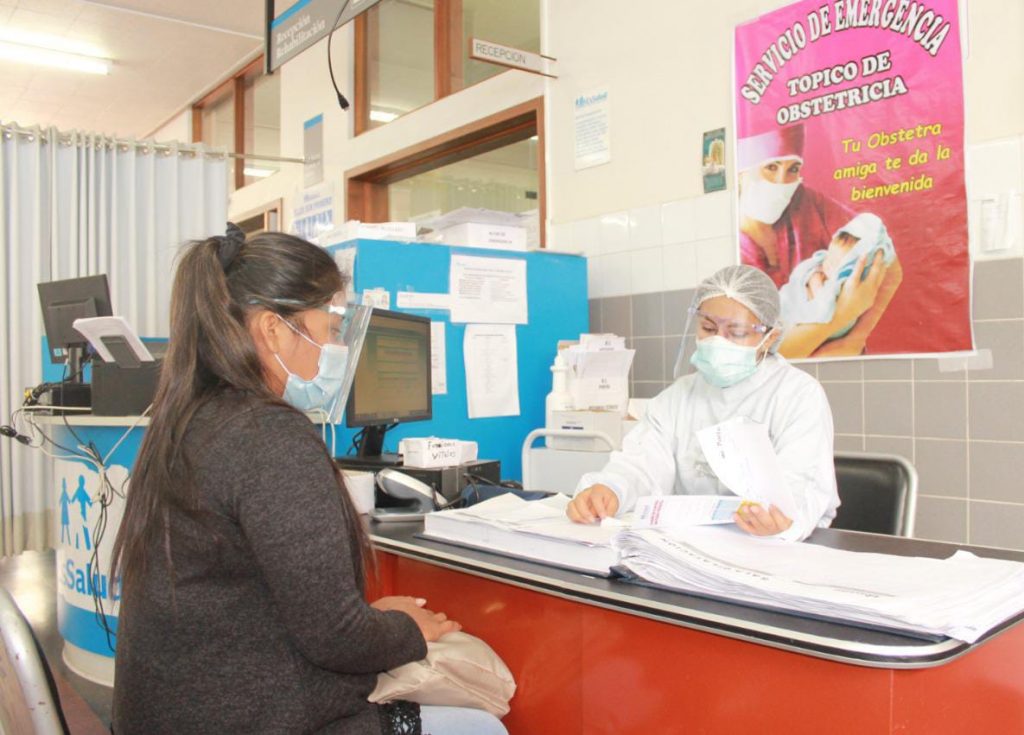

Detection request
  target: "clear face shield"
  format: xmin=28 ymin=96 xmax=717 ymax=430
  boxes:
xmin=671 ymin=296 xmax=775 ymax=380
xmin=318 ymin=295 xmax=372 ymax=423
xmin=259 ymin=292 xmax=373 ymax=424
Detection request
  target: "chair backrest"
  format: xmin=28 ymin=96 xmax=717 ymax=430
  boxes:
xmin=0 ymin=587 xmax=68 ymax=735
xmin=831 ymin=452 xmax=918 ymax=537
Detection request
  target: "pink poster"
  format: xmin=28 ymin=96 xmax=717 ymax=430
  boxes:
xmin=734 ymin=0 xmax=970 ymax=359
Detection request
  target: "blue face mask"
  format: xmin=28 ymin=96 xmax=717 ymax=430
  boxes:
xmin=690 ymin=335 xmax=769 ymax=389
xmin=274 ymin=318 xmax=350 ymax=413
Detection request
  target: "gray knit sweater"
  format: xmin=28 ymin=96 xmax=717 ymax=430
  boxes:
xmin=112 ymin=392 xmax=426 ymax=734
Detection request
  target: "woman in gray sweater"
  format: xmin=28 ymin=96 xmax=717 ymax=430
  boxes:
xmin=110 ymin=229 xmax=506 ymax=734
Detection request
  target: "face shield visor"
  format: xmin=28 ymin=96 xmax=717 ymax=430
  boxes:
xmin=670 ymin=296 xmax=777 ymax=380
xmin=258 ymin=292 xmax=373 ymax=424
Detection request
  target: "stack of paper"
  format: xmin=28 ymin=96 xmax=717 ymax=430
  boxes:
xmin=613 ymin=526 xmax=1024 ymax=643
xmin=422 ymin=494 xmax=622 ymax=575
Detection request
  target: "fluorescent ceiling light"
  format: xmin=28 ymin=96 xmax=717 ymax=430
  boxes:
xmin=0 ymin=29 xmax=111 ymax=75
xmin=243 ymin=167 xmax=276 ymax=178
xmin=369 ymin=109 xmax=399 ymax=123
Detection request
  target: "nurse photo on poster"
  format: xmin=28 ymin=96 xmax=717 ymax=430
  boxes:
xmin=737 ymin=124 xmax=903 ymax=358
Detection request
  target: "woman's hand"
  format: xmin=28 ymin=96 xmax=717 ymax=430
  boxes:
xmin=567 ymin=485 xmax=620 ymax=524
xmin=734 ymin=503 xmax=792 ymax=536
xmin=371 ymin=596 xmax=461 ymax=642
xmin=812 ymin=255 xmax=903 ymax=358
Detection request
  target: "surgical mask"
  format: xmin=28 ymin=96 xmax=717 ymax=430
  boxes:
xmin=739 ymin=175 xmax=801 ymax=225
xmin=690 ymin=334 xmax=770 ymax=389
xmin=274 ymin=318 xmax=350 ymax=414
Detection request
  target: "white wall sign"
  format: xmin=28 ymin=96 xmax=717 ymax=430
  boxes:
xmin=303 ymin=114 xmax=323 ymax=187
xmin=469 ymin=38 xmax=552 ymax=76
xmin=574 ymin=87 xmax=611 ymax=170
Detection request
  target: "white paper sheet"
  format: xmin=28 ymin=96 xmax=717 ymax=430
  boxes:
xmin=696 ymin=417 xmax=797 ymax=519
xmin=397 ymin=292 xmax=451 ymax=311
xmin=449 ymin=255 xmax=527 ymax=324
xmin=634 ymin=495 xmax=745 ymax=527
xmin=613 ymin=526 xmax=1024 ymax=643
xmin=463 ymin=324 xmax=520 ymax=418
xmin=419 ymin=206 xmax=527 ymax=232
xmin=333 ymin=247 xmax=356 ymax=304
xmin=430 ymin=321 xmax=447 ymax=395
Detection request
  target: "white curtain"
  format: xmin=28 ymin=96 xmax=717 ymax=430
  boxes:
xmin=0 ymin=124 xmax=228 ymax=556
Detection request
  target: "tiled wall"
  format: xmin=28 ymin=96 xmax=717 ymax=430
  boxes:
xmin=588 ymin=259 xmax=1024 ymax=551
xmin=557 ymin=135 xmax=1024 ymax=550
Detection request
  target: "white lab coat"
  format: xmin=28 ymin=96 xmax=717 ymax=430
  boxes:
xmin=575 ymin=354 xmax=838 ymax=541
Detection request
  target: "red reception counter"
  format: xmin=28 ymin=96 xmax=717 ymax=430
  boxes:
xmin=369 ymin=524 xmax=1024 ymax=735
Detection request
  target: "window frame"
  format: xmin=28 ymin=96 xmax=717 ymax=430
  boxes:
xmin=353 ymin=0 xmax=538 ymax=136
xmin=345 ymin=97 xmax=545 ymax=246
xmin=191 ymin=56 xmax=268 ymax=191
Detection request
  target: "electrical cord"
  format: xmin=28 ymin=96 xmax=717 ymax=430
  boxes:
xmin=326 ymin=0 xmax=353 ymax=111
xmin=11 ymin=408 xmax=145 ymax=652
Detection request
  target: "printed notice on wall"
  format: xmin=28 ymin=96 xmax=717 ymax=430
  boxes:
xmin=464 ymin=324 xmax=520 ymax=419
xmin=574 ymin=87 xmax=611 ymax=170
xmin=431 ymin=321 xmax=447 ymax=395
xmin=292 ymin=182 xmax=335 ymax=244
xmin=734 ymin=0 xmax=970 ymax=359
xmin=449 ymin=255 xmax=528 ymax=324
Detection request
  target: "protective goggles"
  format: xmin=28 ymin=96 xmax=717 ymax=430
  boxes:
xmin=687 ymin=306 xmax=771 ymax=342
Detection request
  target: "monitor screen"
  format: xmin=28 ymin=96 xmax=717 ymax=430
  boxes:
xmin=37 ymin=275 xmax=113 ymax=364
xmin=346 ymin=309 xmax=432 ymax=428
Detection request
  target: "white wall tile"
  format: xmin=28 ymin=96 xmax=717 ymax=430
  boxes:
xmin=695 ymin=236 xmax=736 ymax=280
xmin=694 ymin=190 xmax=733 ymax=241
xmin=630 ymin=246 xmax=665 ymax=294
xmin=967 ymin=137 xmax=1022 ymax=198
xmin=662 ymin=198 xmax=697 ymax=244
xmin=586 ymin=255 xmax=601 ymax=298
xmin=547 ymin=222 xmax=574 ymax=252
xmin=628 ymin=205 xmax=663 ymax=250
xmin=663 ymin=242 xmax=698 ymax=290
xmin=572 ymin=217 xmax=601 ymax=257
xmin=600 ymin=252 xmax=631 ymax=297
xmin=598 ymin=211 xmax=630 ymax=254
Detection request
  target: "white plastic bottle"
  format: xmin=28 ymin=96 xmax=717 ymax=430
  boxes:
xmin=544 ymin=353 xmax=572 ymax=447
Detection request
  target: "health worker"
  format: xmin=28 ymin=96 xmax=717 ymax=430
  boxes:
xmin=567 ymin=265 xmax=839 ymax=541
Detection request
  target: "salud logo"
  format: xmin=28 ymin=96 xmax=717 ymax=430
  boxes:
xmin=59 ymin=475 xmax=94 ymax=550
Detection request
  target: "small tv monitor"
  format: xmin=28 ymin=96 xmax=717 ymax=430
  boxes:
xmin=37 ymin=275 xmax=113 ymax=367
xmin=346 ymin=308 xmax=432 ymax=459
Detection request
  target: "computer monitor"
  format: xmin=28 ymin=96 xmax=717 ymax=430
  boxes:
xmin=37 ymin=275 xmax=113 ymax=381
xmin=346 ymin=308 xmax=432 ymax=460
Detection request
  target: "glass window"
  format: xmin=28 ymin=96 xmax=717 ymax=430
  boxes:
xmin=388 ymin=137 xmax=539 ymax=242
xmin=457 ymin=0 xmax=541 ymax=90
xmin=366 ymin=0 xmax=435 ymax=130
xmin=243 ymin=72 xmax=281 ymax=186
xmin=200 ymin=93 xmax=235 ymax=187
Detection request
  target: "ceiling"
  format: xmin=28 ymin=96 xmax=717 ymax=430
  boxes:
xmin=0 ymin=0 xmax=266 ymax=138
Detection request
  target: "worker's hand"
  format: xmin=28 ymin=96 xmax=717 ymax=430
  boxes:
xmin=372 ymin=596 xmax=462 ymax=642
xmin=734 ymin=503 xmax=792 ymax=536
xmin=567 ymin=484 xmax=620 ymax=524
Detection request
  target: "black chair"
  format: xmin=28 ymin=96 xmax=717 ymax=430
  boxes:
xmin=0 ymin=587 xmax=69 ymax=734
xmin=831 ymin=452 xmax=917 ymax=537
